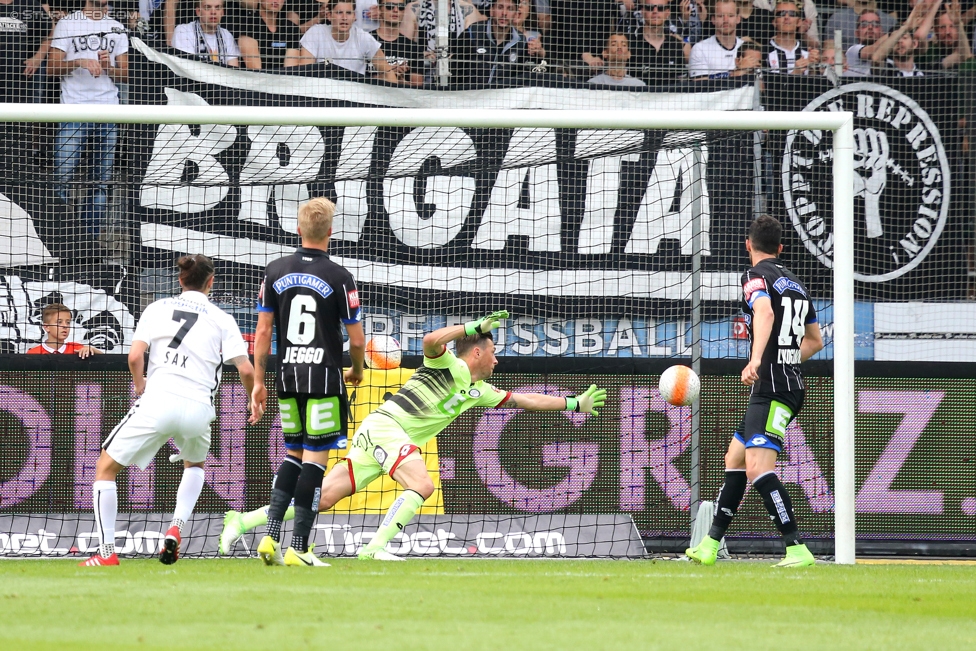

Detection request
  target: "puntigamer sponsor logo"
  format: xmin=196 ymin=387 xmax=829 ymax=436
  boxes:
xmin=783 ymin=83 xmax=951 ymax=283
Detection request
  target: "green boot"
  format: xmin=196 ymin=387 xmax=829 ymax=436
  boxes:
xmin=686 ymin=535 xmax=721 ymax=566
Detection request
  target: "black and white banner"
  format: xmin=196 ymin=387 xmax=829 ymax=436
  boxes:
xmin=129 ymin=39 xmax=756 ymax=318
xmin=765 ymin=75 xmax=968 ymax=301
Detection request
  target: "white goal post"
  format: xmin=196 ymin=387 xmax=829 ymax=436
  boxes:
xmin=0 ymin=104 xmax=856 ymax=564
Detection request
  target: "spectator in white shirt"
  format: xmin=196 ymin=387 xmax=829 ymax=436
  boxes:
xmin=689 ymin=0 xmax=742 ymax=78
xmin=298 ymin=0 xmax=397 ymax=80
xmin=172 ymin=0 xmax=241 ymax=65
xmin=47 ymin=0 xmax=128 ymax=239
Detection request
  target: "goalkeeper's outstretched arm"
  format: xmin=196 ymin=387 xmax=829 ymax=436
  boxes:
xmin=509 ymin=385 xmax=608 ymax=416
xmin=422 ymin=310 xmax=510 ymax=356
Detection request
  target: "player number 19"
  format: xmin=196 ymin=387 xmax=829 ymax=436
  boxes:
xmin=778 ymin=297 xmax=809 ymax=347
xmin=286 ymin=295 xmax=317 ymax=345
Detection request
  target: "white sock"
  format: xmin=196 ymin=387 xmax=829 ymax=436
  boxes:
xmin=93 ymin=480 xmax=117 ymax=558
xmin=172 ymin=467 xmax=206 ymax=534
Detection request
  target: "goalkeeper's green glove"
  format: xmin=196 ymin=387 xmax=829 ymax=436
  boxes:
xmin=565 ymin=385 xmax=607 ymax=416
xmin=464 ymin=310 xmax=509 ymax=336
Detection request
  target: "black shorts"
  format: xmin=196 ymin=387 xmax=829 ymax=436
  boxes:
xmin=278 ymin=392 xmax=349 ymax=453
xmin=733 ymin=390 xmax=805 ymax=453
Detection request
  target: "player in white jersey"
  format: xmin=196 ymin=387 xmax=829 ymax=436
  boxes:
xmin=80 ymin=255 xmax=255 ymax=567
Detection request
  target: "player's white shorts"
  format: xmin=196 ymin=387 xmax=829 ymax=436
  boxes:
xmin=103 ymin=389 xmax=216 ymax=469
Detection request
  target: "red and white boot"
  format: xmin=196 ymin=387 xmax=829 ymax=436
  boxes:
xmin=79 ymin=553 xmax=119 ymax=567
xmin=159 ymin=526 xmax=181 ymax=565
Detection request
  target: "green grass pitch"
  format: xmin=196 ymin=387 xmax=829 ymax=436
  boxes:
xmin=1 ymin=559 xmax=974 ymax=650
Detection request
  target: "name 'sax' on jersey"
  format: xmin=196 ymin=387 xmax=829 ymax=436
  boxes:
xmin=740 ymin=258 xmax=818 ymax=394
xmin=134 ymin=291 xmax=249 ymax=404
xmin=258 ymin=247 xmax=362 ymax=395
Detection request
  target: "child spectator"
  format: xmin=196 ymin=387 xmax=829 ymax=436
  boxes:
xmin=27 ymin=303 xmax=102 ymax=356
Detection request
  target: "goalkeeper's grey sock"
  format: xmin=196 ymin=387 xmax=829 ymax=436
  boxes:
xmin=291 ymin=462 xmax=326 ymax=553
xmin=267 ymin=456 xmax=302 ymax=542
xmin=707 ymin=469 xmax=747 ymax=541
xmin=754 ymin=472 xmax=803 ymax=547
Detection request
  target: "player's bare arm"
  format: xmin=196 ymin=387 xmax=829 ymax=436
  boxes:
xmin=248 ymin=310 xmax=274 ymax=424
xmin=128 ymin=339 xmax=148 ymax=396
xmin=799 ymin=321 xmax=824 ymax=362
xmin=345 ymin=320 xmax=366 ymax=386
xmin=743 ymin=295 xmax=774 ymax=386
xmin=228 ymin=354 xmax=257 ymax=414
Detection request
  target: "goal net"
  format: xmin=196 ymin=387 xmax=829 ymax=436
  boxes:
xmin=0 ymin=93 xmax=863 ymax=562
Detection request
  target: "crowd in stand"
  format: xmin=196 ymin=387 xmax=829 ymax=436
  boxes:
xmin=3 ymin=0 xmax=975 ymax=97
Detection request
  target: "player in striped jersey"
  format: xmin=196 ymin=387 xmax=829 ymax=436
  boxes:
xmin=686 ymin=214 xmax=823 ymax=568
xmin=220 ymin=311 xmax=607 ymax=561
xmin=80 ymin=255 xmax=255 ymax=566
xmin=249 ymin=197 xmax=366 ymax=568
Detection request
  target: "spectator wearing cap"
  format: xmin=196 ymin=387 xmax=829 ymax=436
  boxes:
xmin=766 ymin=0 xmax=817 ymax=73
xmin=628 ymin=0 xmax=687 ymax=84
xmin=689 ymin=0 xmax=742 ymax=78
xmin=172 ymin=0 xmax=241 ymax=65
xmin=587 ymin=32 xmax=646 ymax=85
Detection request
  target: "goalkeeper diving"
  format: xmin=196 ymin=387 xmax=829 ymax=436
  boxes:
xmin=222 ymin=310 xmax=607 ymax=561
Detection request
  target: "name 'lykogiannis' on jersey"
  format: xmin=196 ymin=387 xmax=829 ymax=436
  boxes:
xmin=258 ymin=247 xmax=361 ymax=396
xmin=373 ymin=347 xmax=510 ymax=446
xmin=740 ymin=257 xmax=818 ymax=394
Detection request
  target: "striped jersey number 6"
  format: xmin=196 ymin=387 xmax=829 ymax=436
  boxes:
xmin=286 ymin=295 xmax=317 ymax=345
xmin=777 ymin=297 xmax=809 ymax=347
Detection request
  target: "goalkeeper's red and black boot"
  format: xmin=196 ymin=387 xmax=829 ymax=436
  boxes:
xmin=159 ymin=526 xmax=181 ymax=565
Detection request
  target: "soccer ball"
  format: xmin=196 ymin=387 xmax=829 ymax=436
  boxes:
xmin=658 ymin=365 xmax=700 ymax=407
xmin=365 ymin=335 xmax=402 ymax=370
